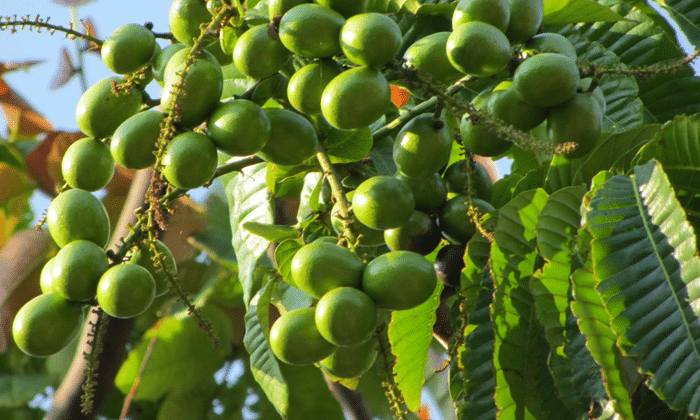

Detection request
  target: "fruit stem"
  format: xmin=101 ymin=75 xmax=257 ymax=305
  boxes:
xmin=0 ymin=14 xmax=103 ymax=46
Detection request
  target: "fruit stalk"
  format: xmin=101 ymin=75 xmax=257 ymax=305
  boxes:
xmin=315 ymin=146 xmax=359 ymax=247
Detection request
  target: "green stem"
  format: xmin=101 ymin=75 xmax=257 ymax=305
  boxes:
xmin=70 ymin=7 xmax=88 ymax=93
xmin=315 ymin=146 xmax=359 ymax=248
xmin=0 ymin=14 xmax=103 ymax=46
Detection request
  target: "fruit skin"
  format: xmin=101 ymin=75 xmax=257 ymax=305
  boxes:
xmin=330 ymin=191 xmax=386 ymax=247
xmin=169 ymin=0 xmax=212 ymax=46
xmin=163 ymin=47 xmax=221 ymax=82
xmin=161 ymin=59 xmax=223 ymax=128
xmin=315 ymin=287 xmax=377 ymax=346
xmin=128 ymin=240 xmax=177 ymax=297
xmin=447 ymin=21 xmax=511 ymax=77
xmin=320 ymin=339 xmax=378 ymax=378
xmin=287 ymin=60 xmax=343 ymax=115
xmin=97 ymin=264 xmax=156 ymax=319
xmin=257 ymin=108 xmax=318 ymax=166
xmin=505 ymin=0 xmax=544 ymax=45
xmin=111 ymin=111 xmax=166 ymax=169
xmin=352 ymin=176 xmax=415 ymax=230
xmin=321 ymin=66 xmax=391 ymax=130
xmin=438 ymin=196 xmax=494 ymax=244
xmin=279 ymin=4 xmax=345 ymax=58
xmin=47 ymin=189 xmax=111 ymax=248
xmin=361 ymin=251 xmax=437 ymax=310
xmin=75 ymin=77 xmax=142 ymax=139
xmin=442 ymin=160 xmax=493 ymax=202
xmin=314 ymin=0 xmax=368 ymax=18
xmin=12 ymin=293 xmax=85 ymax=357
xmin=434 ymin=244 xmax=467 ymax=289
xmin=290 ymin=241 xmax=364 ymax=298
xmin=101 ymin=24 xmax=156 ymax=74
xmin=51 ymin=240 xmax=110 ymax=302
xmin=153 ymin=44 xmax=188 ymax=86
xmin=395 ymin=171 xmax=447 ymax=214
xmin=233 ymin=24 xmax=292 ymax=80
xmin=384 ymin=210 xmax=442 ymax=255
xmin=40 ymin=257 xmax=57 ymax=294
xmin=61 ymin=137 xmax=115 ymax=191
xmin=393 ymin=113 xmax=452 ymax=178
xmin=403 ymin=32 xmax=463 ymax=86
xmin=340 ymin=13 xmax=402 ymax=67
xmin=270 ymin=307 xmax=337 ymax=365
xmin=452 ymin=0 xmax=510 ymax=32
xmin=488 ymin=81 xmax=549 ymax=132
xmin=522 ymin=32 xmax=577 ymax=60
xmin=547 ymin=92 xmax=603 ymax=159
xmin=269 ymin=0 xmax=308 ymax=19
xmin=162 ymin=132 xmax=218 ymax=189
xmin=460 ymin=95 xmax=512 ymax=157
xmin=513 ymin=53 xmax=580 ymax=108
xmin=206 ymin=99 xmax=271 ymax=156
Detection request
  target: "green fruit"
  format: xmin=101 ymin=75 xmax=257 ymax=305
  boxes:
xmin=269 ymin=0 xmax=308 ymax=19
xmin=206 ymin=100 xmax=271 ymax=156
xmin=233 ymin=24 xmax=292 ymax=79
xmin=153 ymin=44 xmax=188 ymax=86
xmin=162 ymin=132 xmax=218 ymax=189
xmin=204 ymin=38 xmax=233 ymax=66
xmin=331 ymin=192 xmax=386 ymax=247
xmin=460 ymin=111 xmax=512 ymax=157
xmin=403 ymin=32 xmax=463 ymax=85
xmin=384 ymin=210 xmax=441 ymax=255
xmin=279 ymin=4 xmax=345 ymax=58
xmin=320 ymin=339 xmax=378 ymax=378
xmin=487 ymin=81 xmax=549 ymax=131
xmin=513 ymin=53 xmax=580 ymax=108
xmin=314 ymin=0 xmax=368 ymax=18
xmin=101 ymin=24 xmax=156 ymax=74
xmin=163 ymin=47 xmax=221 ymax=82
xmin=169 ymin=0 xmax=212 ymax=46
xmin=270 ymin=307 xmax=337 ymax=365
xmin=578 ymin=78 xmax=606 ymax=114
xmin=505 ymin=0 xmax=543 ymax=45
xmin=257 ymin=108 xmax=318 ymax=166
xmin=51 ymin=240 xmax=109 ymax=302
xmin=290 ymin=241 xmax=364 ymax=298
xmin=434 ymin=244 xmax=467 ymax=289
xmin=352 ymin=176 xmax=415 ymax=230
xmin=321 ymin=66 xmax=391 ymax=130
xmin=361 ymin=251 xmax=437 ymax=310
xmin=547 ymin=92 xmax=603 ymax=159
xmin=111 ymin=111 xmax=166 ymax=169
xmin=61 ymin=137 xmax=115 ymax=191
xmin=39 ymin=258 xmax=57 ymax=294
xmin=288 ymin=61 xmax=343 ymax=115
xmin=393 ymin=113 xmax=452 ymax=178
xmin=438 ymin=196 xmax=494 ymax=244
xmin=395 ymin=171 xmax=447 ymax=214
xmin=97 ymin=264 xmax=156 ymax=319
xmin=47 ymin=189 xmax=111 ymax=248
xmin=340 ymin=13 xmax=401 ymax=67
xmin=315 ymin=287 xmax=377 ymax=346
xmin=522 ymin=32 xmax=577 ymax=60
xmin=452 ymin=0 xmax=510 ymax=32
xmin=442 ymin=160 xmax=493 ymax=202
xmin=75 ymin=77 xmax=142 ymax=139
xmin=128 ymin=240 xmax=177 ymax=297
xmin=161 ymin=59 xmax=223 ymax=128
xmin=12 ymin=293 xmax=84 ymax=357
xmin=446 ymin=21 xmax=511 ymax=77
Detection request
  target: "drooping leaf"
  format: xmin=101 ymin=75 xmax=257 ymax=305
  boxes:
xmin=296 ymin=172 xmax=324 ymax=224
xmin=266 ymin=163 xmax=309 ymax=199
xmin=317 ymin=119 xmax=374 ymax=164
xmin=368 ymin=136 xmax=397 ymax=175
xmin=0 ymin=143 xmax=22 ymax=170
xmin=189 ymin=193 xmax=237 ymax=265
xmin=242 ymin=222 xmax=299 ymax=243
xmin=543 ymin=0 xmax=623 ymax=24
xmin=652 ymin=0 xmax=700 ymax=49
xmin=281 ymin=364 xmax=346 ymax=420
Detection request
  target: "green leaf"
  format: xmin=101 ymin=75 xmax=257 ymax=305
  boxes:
xmin=368 ymin=136 xmax=397 ymax=175
xmin=536 ymin=186 xmax=587 ymax=262
xmin=190 ymin=193 xmax=237 ymax=265
xmin=653 ymin=0 xmax=700 ymax=49
xmin=318 ymin=120 xmax=374 ymax=164
xmin=280 ymin=364 xmax=346 ymax=419
xmin=389 ymin=281 xmax=443 ymax=412
xmin=389 ymin=0 xmax=421 ymax=13
xmin=0 ymin=143 xmax=22 ymax=170
xmin=156 ymin=387 xmax=215 ymax=420
xmin=226 ymin=163 xmax=273 ymax=305
xmin=543 ymin=0 xmax=623 ymax=24
xmin=296 ymin=172 xmax=324 ymax=223
xmin=266 ymin=163 xmax=309 ymax=198
xmin=587 ymin=160 xmax=700 ymax=415
xmin=274 ymin=238 xmax=303 ymax=284
xmin=416 ymin=3 xmax=457 ymax=17
xmin=491 ymin=173 xmax=524 ymax=209
xmin=0 ymin=374 xmax=52 ymax=407
xmin=242 ymin=222 xmax=299 ymax=243
xmin=544 ymin=154 xmax=579 ymax=193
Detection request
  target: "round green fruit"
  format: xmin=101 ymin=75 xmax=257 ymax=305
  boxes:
xmin=12 ymin=293 xmax=84 ymax=357
xmin=61 ymin=137 xmax=115 ymax=191
xmin=207 ymin=99 xmax=271 ymax=156
xmin=393 ymin=113 xmax=452 ymax=178
xmin=352 ymin=176 xmax=415 ymax=230
xmin=290 ymin=240 xmax=364 ymax=298
xmin=111 ymin=111 xmax=166 ymax=169
xmin=39 ymin=257 xmax=57 ymax=294
xmin=169 ymin=0 xmax=212 ymax=46
xmin=287 ymin=60 xmax=343 ymax=115
xmin=435 ymin=244 xmax=467 ymax=289
xmin=163 ymin=47 xmax=221 ymax=82
xmin=522 ymin=32 xmax=577 ymax=60
xmin=488 ymin=81 xmax=549 ymax=132
xmin=447 ymin=21 xmax=511 ymax=77
xmin=452 ymin=0 xmax=510 ymax=32
xmin=384 ymin=210 xmax=441 ymax=255
xmin=161 ymin=59 xmax=222 ymax=128
xmin=97 ymin=264 xmax=156 ymax=319
xmin=153 ymin=44 xmax=188 ymax=86
xmin=395 ymin=171 xmax=447 ymax=214
xmin=513 ymin=53 xmax=579 ymax=108
xmin=578 ymin=78 xmax=606 ymax=114
xmin=320 ymin=339 xmax=377 ymax=378
xmin=438 ymin=196 xmax=494 ymax=244
xmin=279 ymin=4 xmax=345 ymax=58
xmin=315 ymin=287 xmax=377 ymax=346
xmin=403 ymin=32 xmax=463 ymax=85
xmin=547 ymin=92 xmax=603 ymax=159
xmin=321 ymin=66 xmax=391 ymax=130
xmin=340 ymin=13 xmax=401 ymax=67
xmin=51 ymin=240 xmax=109 ymax=302
xmin=75 ymin=77 xmax=142 ymax=139
xmin=361 ymin=251 xmax=437 ymax=310
xmin=331 ymin=192 xmax=385 ymax=247
xmin=442 ymin=160 xmax=493 ymax=202
xmin=460 ymin=112 xmax=512 ymax=157
xmin=504 ymin=0 xmax=543 ymax=45
xmin=233 ymin=24 xmax=292 ymax=79
xmin=128 ymin=240 xmax=177 ymax=297
xmin=162 ymin=132 xmax=218 ymax=189
xmin=314 ymin=0 xmax=368 ymax=18
xmin=270 ymin=307 xmax=337 ymax=365
xmin=269 ymin=0 xmax=308 ymax=19
xmin=47 ymin=189 xmax=111 ymax=248
xmin=257 ymin=108 xmax=318 ymax=166
xmin=101 ymin=24 xmax=156 ymax=74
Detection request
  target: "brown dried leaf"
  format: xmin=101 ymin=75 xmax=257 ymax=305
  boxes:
xmin=49 ymin=47 xmax=78 ymax=90
xmin=81 ymin=18 xmax=100 ymax=53
xmin=52 ymin=0 xmax=96 ymax=6
xmin=0 ymin=60 xmax=44 ymax=76
xmin=25 ymin=130 xmax=84 ymax=195
xmin=0 ymin=78 xmax=54 ymax=138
